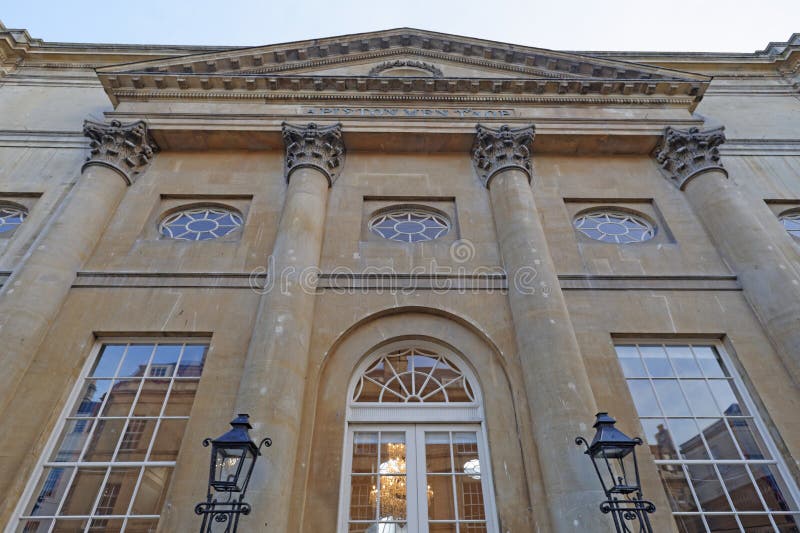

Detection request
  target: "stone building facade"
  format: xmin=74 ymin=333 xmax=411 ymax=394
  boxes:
xmin=0 ymin=22 xmax=799 ymax=533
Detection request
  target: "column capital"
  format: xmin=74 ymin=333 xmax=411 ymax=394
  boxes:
xmin=655 ymin=126 xmax=727 ymax=190
xmin=282 ymin=122 xmax=345 ymax=185
xmin=82 ymin=119 xmax=158 ymax=185
xmin=471 ymin=124 xmax=535 ymax=188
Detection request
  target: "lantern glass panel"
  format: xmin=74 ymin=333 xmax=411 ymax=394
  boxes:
xmin=596 ymin=447 xmax=640 ymax=495
xmin=212 ymin=446 xmax=247 ymax=491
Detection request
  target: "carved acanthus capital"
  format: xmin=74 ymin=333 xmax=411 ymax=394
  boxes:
xmin=655 ymin=126 xmax=727 ymax=189
xmin=471 ymin=124 xmax=535 ymax=188
xmin=282 ymin=122 xmax=345 ymax=185
xmin=82 ymin=119 xmax=158 ymax=185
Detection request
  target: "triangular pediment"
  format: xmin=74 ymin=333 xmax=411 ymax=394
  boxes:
xmin=97 ymin=28 xmax=710 ymax=105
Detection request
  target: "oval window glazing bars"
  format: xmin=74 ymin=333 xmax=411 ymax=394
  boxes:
xmin=368 ymin=208 xmax=450 ymax=243
xmin=573 ymin=209 xmax=655 ymax=244
xmin=779 ymin=210 xmax=800 ymax=240
xmin=0 ymin=204 xmax=28 ymax=233
xmin=159 ymin=206 xmax=243 ymax=241
xmin=352 ymin=347 xmax=475 ymax=403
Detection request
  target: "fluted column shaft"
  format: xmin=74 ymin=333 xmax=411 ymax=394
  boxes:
xmin=0 ymin=119 xmax=156 ymax=417
xmin=474 ymin=125 xmax=608 ymax=532
xmin=234 ymin=122 xmax=344 ymax=532
xmin=657 ymin=126 xmax=800 ymax=384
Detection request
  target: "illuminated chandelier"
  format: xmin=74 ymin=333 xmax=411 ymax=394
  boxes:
xmin=369 ymin=443 xmax=433 ymax=520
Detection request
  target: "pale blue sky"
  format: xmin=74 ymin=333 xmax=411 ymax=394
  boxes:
xmin=3 ymin=0 xmax=799 ymax=52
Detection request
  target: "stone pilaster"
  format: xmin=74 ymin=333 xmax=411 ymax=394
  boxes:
xmin=473 ymin=125 xmax=609 ymax=532
xmin=655 ymin=126 xmax=800 ymax=384
xmin=0 ymin=119 xmax=157 ymax=505
xmin=231 ymin=123 xmax=343 ymax=532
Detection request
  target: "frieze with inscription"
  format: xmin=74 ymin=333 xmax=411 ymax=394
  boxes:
xmin=302 ymin=107 xmax=514 ymax=118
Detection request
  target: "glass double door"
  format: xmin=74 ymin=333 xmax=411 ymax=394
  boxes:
xmin=341 ymin=424 xmax=493 ymax=533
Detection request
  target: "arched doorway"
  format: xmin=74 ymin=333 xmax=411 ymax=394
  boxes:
xmin=337 ymin=341 xmax=499 ymax=533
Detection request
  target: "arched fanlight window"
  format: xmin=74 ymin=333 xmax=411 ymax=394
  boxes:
xmin=339 ymin=343 xmax=498 ymax=533
xmin=352 ymin=347 xmax=474 ymax=403
xmin=0 ymin=203 xmax=28 ymax=234
xmin=779 ymin=209 xmax=800 ymax=240
xmin=159 ymin=205 xmax=243 ymax=241
xmin=368 ymin=207 xmax=451 ymax=243
xmin=573 ymin=208 xmax=655 ymax=244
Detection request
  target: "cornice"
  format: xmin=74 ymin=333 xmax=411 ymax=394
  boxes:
xmin=100 ymin=72 xmax=704 ymax=107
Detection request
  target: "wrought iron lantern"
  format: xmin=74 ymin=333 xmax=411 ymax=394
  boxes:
xmin=195 ymin=414 xmax=272 ymax=533
xmin=576 ymin=412 xmax=656 ymax=533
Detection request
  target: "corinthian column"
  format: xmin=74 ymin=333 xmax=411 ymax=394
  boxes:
xmin=0 ymin=119 xmax=157 ymax=416
xmin=656 ymin=126 xmax=800 ymax=384
xmin=234 ymin=122 xmax=344 ymax=531
xmin=473 ymin=125 xmax=608 ymax=531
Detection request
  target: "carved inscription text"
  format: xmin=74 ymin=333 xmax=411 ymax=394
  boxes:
xmin=302 ymin=107 xmax=514 ymax=118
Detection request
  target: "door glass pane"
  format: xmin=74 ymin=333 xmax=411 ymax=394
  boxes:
xmin=349 ymin=475 xmax=377 ymax=521
xmin=425 ymin=433 xmax=451 ymax=473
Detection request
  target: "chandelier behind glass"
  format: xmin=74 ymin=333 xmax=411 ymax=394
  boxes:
xmin=369 ymin=443 xmax=433 ymax=521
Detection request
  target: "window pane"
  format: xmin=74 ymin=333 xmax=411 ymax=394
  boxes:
xmin=717 ymin=464 xmax=764 ymax=511
xmin=91 ymin=345 xmax=126 ymax=377
xmin=666 ymin=346 xmax=703 ymax=378
xmin=163 ymin=380 xmax=198 ymax=417
xmin=149 ymin=419 xmax=187 ymax=461
xmin=378 ymin=476 xmax=407 ymax=520
xmin=69 ymin=380 xmax=112 ymax=417
xmin=640 ymin=419 xmax=678 ymax=461
xmin=124 ymin=518 xmax=160 ymax=532
xmin=50 ymin=420 xmax=95 ymax=462
xmin=133 ymin=380 xmax=169 ymax=417
xmin=118 ymin=345 xmax=154 ymax=378
xmin=429 ymin=524 xmax=458 ymax=533
xmin=124 ymin=519 xmax=160 ymax=533
xmin=686 ymin=464 xmax=731 ymax=512
xmin=349 ymin=475 xmax=377 ymax=520
xmin=704 ymin=514 xmax=739 ymax=532
xmin=693 ymin=346 xmax=725 ymax=378
xmin=95 ymin=468 xmax=140 ymax=515
xmin=425 ymin=432 xmax=452 ymax=473
xmin=116 ymin=419 xmax=156 ymax=462
xmin=640 ymin=345 xmax=674 ymax=377
xmin=750 ymin=464 xmax=798 ymax=512
xmin=653 ymin=380 xmax=691 ymax=416
xmin=17 ymin=519 xmax=53 ymax=533
xmin=177 ymin=345 xmax=207 ymax=376
xmin=729 ymin=418 xmax=770 ymax=460
xmin=51 ymin=520 xmax=88 ymax=533
xmin=673 ymin=515 xmax=706 ymax=533
xmin=131 ymin=467 xmax=173 ymax=515
xmin=773 ymin=514 xmax=800 ymax=531
xmin=352 ymin=433 xmax=378 ymax=474
xmin=150 ymin=345 xmax=181 ymax=377
xmin=83 ymin=419 xmax=125 ymax=462
xmin=427 ymin=475 xmax=455 ymax=520
xmin=60 ymin=467 xmax=106 ymax=515
xmin=669 ymin=418 xmax=710 ymax=460
xmin=707 ymin=380 xmax=744 ymax=416
xmin=627 ymin=380 xmax=661 ymax=417
xmin=88 ymin=518 xmax=123 ymax=532
xmin=455 ymin=475 xmax=486 ymax=521
xmin=696 ymin=418 xmax=740 ymax=460
xmin=681 ymin=381 xmax=719 ymax=417
xmin=615 ymin=345 xmax=646 ymax=377
xmin=101 ymin=379 xmax=140 ymax=417
xmin=24 ymin=467 xmax=74 ymax=517
xmin=656 ymin=464 xmax=697 ymax=512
